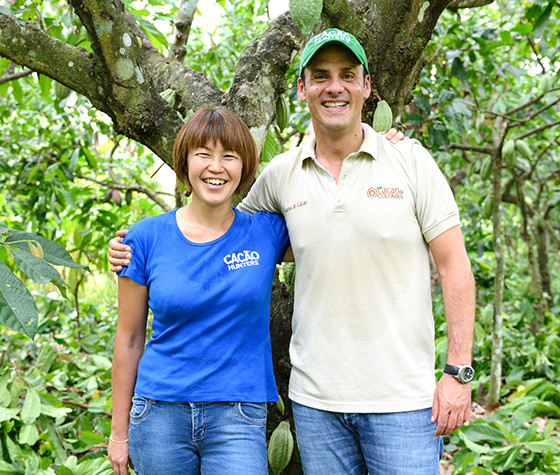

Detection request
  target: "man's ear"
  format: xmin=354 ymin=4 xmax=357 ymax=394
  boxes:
xmin=363 ymin=74 xmax=371 ymax=101
xmin=297 ymin=77 xmax=307 ymax=103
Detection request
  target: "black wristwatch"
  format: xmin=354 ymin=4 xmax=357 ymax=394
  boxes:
xmin=443 ymin=364 xmax=475 ymax=384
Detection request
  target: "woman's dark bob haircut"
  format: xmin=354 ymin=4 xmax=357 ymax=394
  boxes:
xmin=173 ymin=108 xmax=259 ymax=196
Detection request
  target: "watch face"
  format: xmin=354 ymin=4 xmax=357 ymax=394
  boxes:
xmin=458 ymin=366 xmax=474 ymax=382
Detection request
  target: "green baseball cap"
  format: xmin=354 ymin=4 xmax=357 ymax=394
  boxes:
xmin=298 ymin=28 xmax=370 ymax=77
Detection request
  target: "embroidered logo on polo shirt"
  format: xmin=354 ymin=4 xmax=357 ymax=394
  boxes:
xmin=367 ymin=186 xmax=404 ymax=199
xmin=284 ymin=200 xmax=308 ymax=213
xmin=223 ymin=250 xmax=260 ymax=271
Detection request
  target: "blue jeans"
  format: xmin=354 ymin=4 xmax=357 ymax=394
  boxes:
xmin=128 ymin=395 xmax=267 ymax=474
xmin=292 ymin=402 xmax=443 ymax=475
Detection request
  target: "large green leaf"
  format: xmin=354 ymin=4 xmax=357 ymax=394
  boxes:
xmin=5 ymin=230 xmax=84 ymax=269
xmin=460 ymin=422 xmax=510 ymax=443
xmin=0 ymin=260 xmax=38 ymax=338
xmin=9 ymin=248 xmax=67 ymax=297
xmin=20 ymin=388 xmax=41 ymax=424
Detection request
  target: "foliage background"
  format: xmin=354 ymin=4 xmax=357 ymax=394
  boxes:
xmin=0 ymin=0 xmax=559 ymax=473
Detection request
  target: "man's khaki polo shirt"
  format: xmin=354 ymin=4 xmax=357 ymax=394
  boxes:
xmin=239 ymin=124 xmax=460 ymax=413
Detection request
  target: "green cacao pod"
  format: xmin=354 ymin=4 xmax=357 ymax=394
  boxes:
xmin=539 ymin=74 xmax=552 ymax=95
xmin=480 ymin=157 xmax=493 ymax=181
xmin=480 ymin=303 xmax=494 ymax=327
xmin=515 ymin=140 xmax=531 ymax=160
xmin=502 ymin=140 xmax=516 ymax=168
xmin=372 ymin=100 xmax=393 ymax=132
xmin=276 ymin=96 xmax=289 ymax=132
xmin=289 ymin=0 xmax=323 ymax=35
xmin=125 ymin=189 xmax=133 ymax=205
xmin=54 ymin=81 xmax=71 ymax=102
xmin=267 ymin=421 xmax=294 ymax=475
xmin=159 ymin=88 xmax=177 ymax=108
xmin=482 ymin=196 xmax=494 ymax=219
xmin=283 ymin=262 xmax=296 ymax=293
xmin=276 ymin=394 xmax=285 ymax=416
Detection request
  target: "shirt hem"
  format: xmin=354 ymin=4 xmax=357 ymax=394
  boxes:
xmin=288 ymin=390 xmax=433 ymax=414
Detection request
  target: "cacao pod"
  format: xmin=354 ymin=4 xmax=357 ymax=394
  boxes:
xmin=160 ymin=88 xmax=177 ymax=108
xmin=267 ymin=421 xmax=294 ymax=475
xmin=515 ymin=140 xmax=531 ymax=160
xmin=372 ymin=100 xmax=393 ymax=132
xmin=283 ymin=262 xmax=296 ymax=293
xmin=480 ymin=303 xmax=494 ymax=327
xmin=289 ymin=0 xmax=323 ymax=35
xmin=112 ymin=189 xmax=122 ymax=206
xmin=482 ymin=196 xmax=494 ymax=219
xmin=125 ymin=189 xmax=133 ymax=205
xmin=480 ymin=157 xmax=492 ymax=181
xmin=102 ymin=189 xmax=113 ymax=203
xmin=54 ymin=81 xmax=71 ymax=102
xmin=277 ymin=394 xmax=285 ymax=416
xmin=276 ymin=96 xmax=290 ymax=132
xmin=502 ymin=140 xmax=516 ymax=168
xmin=538 ymin=74 xmax=552 ymax=95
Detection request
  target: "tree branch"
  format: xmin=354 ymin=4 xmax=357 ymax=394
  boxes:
xmin=170 ymin=0 xmax=199 ymax=61
xmin=227 ymin=12 xmax=302 ymax=151
xmin=0 ymin=68 xmax=33 ymax=84
xmin=447 ymin=0 xmax=494 ymax=11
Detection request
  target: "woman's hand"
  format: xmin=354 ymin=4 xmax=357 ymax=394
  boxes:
xmin=108 ymin=439 xmax=133 ymax=475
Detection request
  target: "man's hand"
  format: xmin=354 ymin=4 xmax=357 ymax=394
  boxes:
xmin=108 ymin=229 xmax=130 ymax=272
xmin=431 ymin=374 xmax=471 ymax=436
xmin=381 ymin=127 xmax=406 ymax=144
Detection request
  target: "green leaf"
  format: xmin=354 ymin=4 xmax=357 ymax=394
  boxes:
xmin=414 ymin=93 xmax=431 ymax=116
xmin=0 ymin=407 xmax=20 ymax=423
xmin=461 ymin=423 xmax=509 ymax=443
xmin=18 ymin=423 xmax=40 ymax=446
xmin=11 ymin=80 xmax=23 ymax=103
xmin=40 ymin=403 xmax=72 ymax=419
xmin=524 ymin=439 xmax=560 ymax=453
xmin=532 ymin=3 xmax=553 ymax=39
xmin=5 ymin=230 xmax=84 ymax=269
xmin=9 ymin=248 xmax=67 ymax=297
xmin=0 ymin=260 xmax=38 ymax=338
xmin=73 ymin=457 xmax=113 ymax=475
xmin=457 ymin=430 xmax=491 ymax=454
xmin=21 ymin=387 xmax=41 ymax=424
xmin=261 ymin=127 xmax=279 ymax=164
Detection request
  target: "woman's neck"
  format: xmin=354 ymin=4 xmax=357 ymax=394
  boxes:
xmin=176 ymin=200 xmax=235 ymax=243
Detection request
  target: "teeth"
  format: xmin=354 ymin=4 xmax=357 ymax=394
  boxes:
xmin=204 ymin=178 xmax=226 ymax=185
xmin=324 ymin=101 xmax=347 ymax=108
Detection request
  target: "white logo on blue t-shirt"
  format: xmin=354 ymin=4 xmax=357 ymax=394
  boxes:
xmin=223 ymin=250 xmax=261 ymax=271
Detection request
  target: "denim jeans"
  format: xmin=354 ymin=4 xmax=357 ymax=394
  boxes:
xmin=128 ymin=395 xmax=267 ymax=474
xmin=292 ymin=402 xmax=443 ymax=475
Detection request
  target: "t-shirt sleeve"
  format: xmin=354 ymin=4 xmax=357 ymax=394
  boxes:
xmin=238 ymin=162 xmax=283 ymax=215
xmin=263 ymin=212 xmax=290 ymax=264
xmin=116 ymin=222 xmax=149 ymax=286
xmin=412 ymin=142 xmax=460 ymax=243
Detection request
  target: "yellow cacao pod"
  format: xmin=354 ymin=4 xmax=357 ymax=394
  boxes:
xmin=372 ymin=100 xmax=393 ymax=132
xmin=275 ymin=96 xmax=289 ymax=132
xmin=483 ymin=196 xmax=494 ymax=219
xmin=289 ymin=0 xmax=323 ymax=35
xmin=480 ymin=157 xmax=493 ymax=181
xmin=515 ymin=140 xmax=531 ymax=160
xmin=268 ymin=421 xmax=294 ymax=475
xmin=54 ymin=81 xmax=71 ymax=102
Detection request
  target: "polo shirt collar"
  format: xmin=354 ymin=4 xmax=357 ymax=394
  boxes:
xmin=299 ymin=123 xmax=380 ymax=166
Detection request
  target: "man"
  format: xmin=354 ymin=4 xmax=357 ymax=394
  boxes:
xmin=110 ymin=29 xmax=475 ymax=474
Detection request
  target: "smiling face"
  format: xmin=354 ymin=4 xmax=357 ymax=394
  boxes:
xmin=187 ymin=140 xmax=243 ymax=209
xmin=298 ymin=44 xmax=371 ymax=138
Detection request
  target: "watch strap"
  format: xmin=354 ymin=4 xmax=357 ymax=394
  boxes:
xmin=443 ymin=364 xmax=459 ymax=376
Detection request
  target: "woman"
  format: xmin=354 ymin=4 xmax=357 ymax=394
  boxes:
xmin=108 ymin=108 xmax=289 ymax=475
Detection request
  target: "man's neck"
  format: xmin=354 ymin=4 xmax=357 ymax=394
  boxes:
xmin=313 ymin=123 xmax=364 ymax=182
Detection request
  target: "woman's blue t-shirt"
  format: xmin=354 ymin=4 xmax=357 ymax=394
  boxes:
xmin=117 ymin=208 xmax=289 ymax=402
